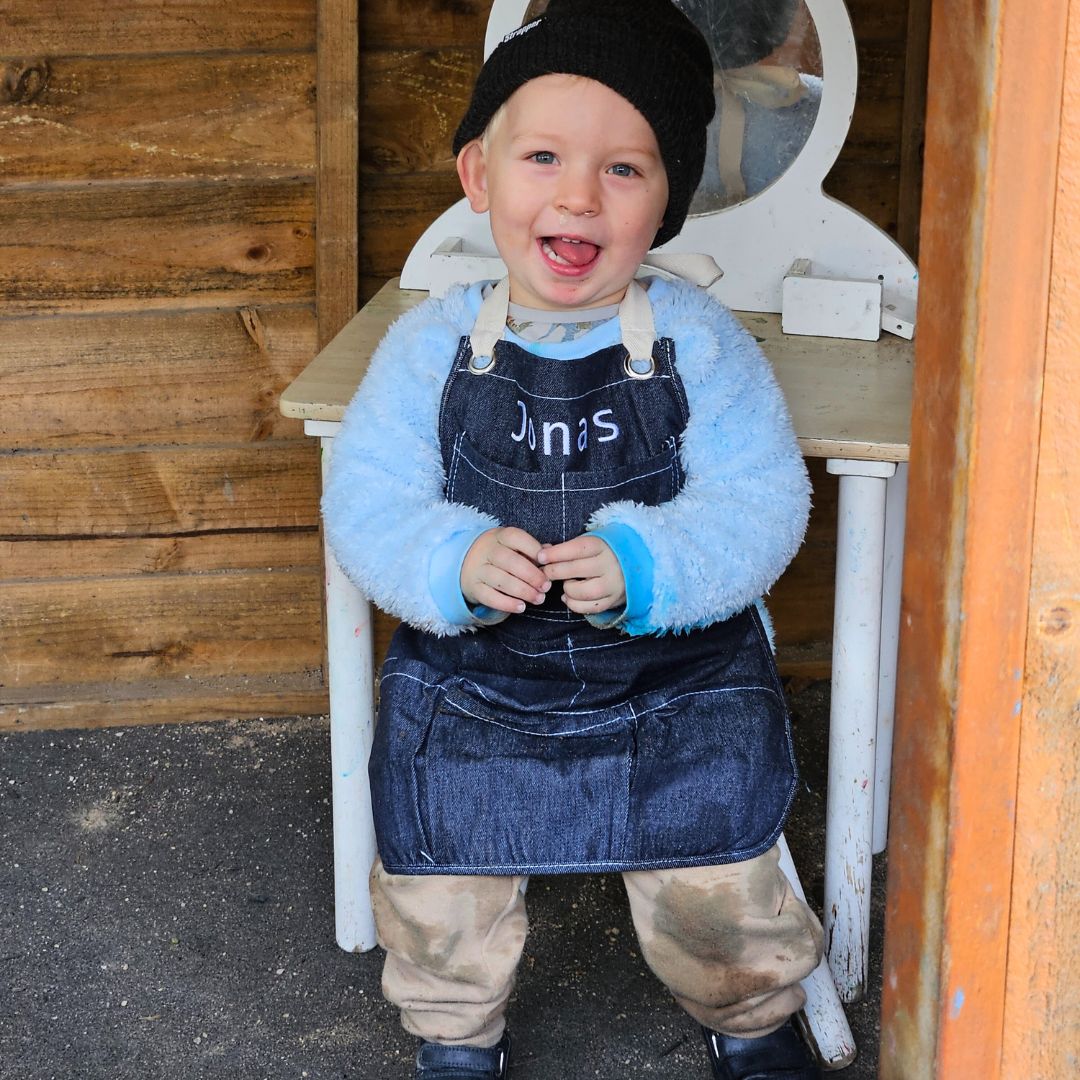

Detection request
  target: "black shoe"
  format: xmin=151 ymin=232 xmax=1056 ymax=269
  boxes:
xmin=702 ymin=1019 xmax=821 ymax=1080
xmin=415 ymin=1032 xmax=511 ymax=1079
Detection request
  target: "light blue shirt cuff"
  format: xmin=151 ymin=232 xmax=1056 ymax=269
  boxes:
xmin=585 ymin=523 xmax=654 ymax=631
xmin=428 ymin=529 xmax=508 ymax=627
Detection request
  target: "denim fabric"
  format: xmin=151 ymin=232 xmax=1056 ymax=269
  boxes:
xmin=370 ymin=335 xmax=796 ymax=875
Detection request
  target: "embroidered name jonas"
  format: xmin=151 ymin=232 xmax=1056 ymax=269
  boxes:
xmin=511 ymin=399 xmax=620 ymax=456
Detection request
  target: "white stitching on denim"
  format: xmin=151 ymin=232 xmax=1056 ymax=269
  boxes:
xmin=443 ymin=693 xmax=626 ymax=735
xmin=498 ymin=636 xmax=635 ymax=658
xmin=446 ymin=430 xmax=465 ymax=500
xmin=381 ymin=671 xmax=441 ymax=690
xmin=456 ymin=453 xmax=673 ymax=494
xmin=386 ymin=670 xmax=620 ymax=719
xmin=482 ymin=370 xmax=674 ymax=401
xmin=560 ymin=473 xmax=567 ymax=542
xmin=384 ymin=838 xmax=788 ymax=874
xmin=383 ymin=669 xmax=782 ymax=721
xmin=634 ymin=684 xmax=783 ymax=717
xmin=515 ymin=610 xmax=587 ymax=623
xmin=565 ymin=635 xmax=586 ymax=709
xmin=661 ymin=338 xmax=690 ymax=423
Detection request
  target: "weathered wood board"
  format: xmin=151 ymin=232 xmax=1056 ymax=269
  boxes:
xmin=1 ymin=680 xmax=330 ymax=731
xmin=1 ymin=181 xmax=315 ymax=314
xmin=1 ymin=570 xmax=324 ymax=688
xmin=0 ymin=444 xmax=320 ymax=537
xmin=0 ymin=1 xmax=316 ymax=57
xmin=0 ymin=54 xmax=315 ymax=183
xmin=2 ymin=530 xmax=321 ymax=581
xmin=360 ymin=49 xmax=475 ymax=174
xmin=0 ymin=307 xmax=316 ymax=448
xmin=360 ymin=0 xmax=487 ymax=50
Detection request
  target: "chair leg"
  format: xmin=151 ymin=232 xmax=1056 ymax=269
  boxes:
xmin=777 ymin=834 xmax=857 ymax=1070
xmin=873 ymin=463 xmax=908 ymax=854
xmin=321 ymin=436 xmax=379 ymax=953
xmin=823 ymin=460 xmax=895 ymax=1001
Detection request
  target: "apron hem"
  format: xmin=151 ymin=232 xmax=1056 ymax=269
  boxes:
xmin=377 ymin=805 xmax=792 ymax=877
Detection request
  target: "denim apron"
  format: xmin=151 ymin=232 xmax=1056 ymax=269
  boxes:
xmin=371 ymin=280 xmax=796 ymax=876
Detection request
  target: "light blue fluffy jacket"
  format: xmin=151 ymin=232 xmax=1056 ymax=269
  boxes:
xmin=321 ymin=277 xmax=810 ymax=637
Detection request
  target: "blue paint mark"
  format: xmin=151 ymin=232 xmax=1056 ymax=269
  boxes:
xmin=951 ymin=988 xmax=965 ymax=1018
xmin=1013 ymin=700 xmax=1022 ymax=716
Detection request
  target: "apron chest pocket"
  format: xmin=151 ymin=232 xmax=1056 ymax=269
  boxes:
xmin=446 ymin=433 xmax=682 ymax=546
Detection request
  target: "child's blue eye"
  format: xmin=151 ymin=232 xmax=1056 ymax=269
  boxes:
xmin=529 ymin=151 xmax=557 ymax=165
xmin=608 ymin=163 xmax=639 ymax=178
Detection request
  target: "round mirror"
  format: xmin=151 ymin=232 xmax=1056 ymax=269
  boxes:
xmin=673 ymin=0 xmax=823 ymax=214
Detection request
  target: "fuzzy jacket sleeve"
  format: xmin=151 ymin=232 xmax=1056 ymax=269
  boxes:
xmin=587 ymin=278 xmax=811 ymax=635
xmin=320 ymin=286 xmax=500 ymax=636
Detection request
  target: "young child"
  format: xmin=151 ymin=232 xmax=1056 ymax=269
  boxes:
xmin=322 ymin=2 xmax=824 ymax=1077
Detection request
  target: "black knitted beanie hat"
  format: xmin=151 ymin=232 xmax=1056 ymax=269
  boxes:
xmin=452 ymin=0 xmax=716 ymax=248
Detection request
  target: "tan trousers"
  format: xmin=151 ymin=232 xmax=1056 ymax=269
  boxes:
xmin=370 ymin=845 xmax=823 ymax=1048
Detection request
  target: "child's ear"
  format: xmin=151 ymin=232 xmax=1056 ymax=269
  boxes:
xmin=456 ymin=140 xmax=490 ymax=214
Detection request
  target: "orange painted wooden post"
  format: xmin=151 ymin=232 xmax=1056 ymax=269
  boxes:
xmin=879 ymin=0 xmax=1070 ymax=1075
xmin=1000 ymin=5 xmax=1080 ymax=1072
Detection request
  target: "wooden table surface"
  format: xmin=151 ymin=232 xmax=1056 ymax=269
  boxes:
xmin=281 ymin=278 xmax=913 ymax=462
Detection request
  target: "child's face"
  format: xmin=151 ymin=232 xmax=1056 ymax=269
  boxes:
xmin=456 ymin=74 xmax=669 ymax=311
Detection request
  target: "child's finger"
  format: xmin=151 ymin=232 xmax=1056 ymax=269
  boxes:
xmin=496 ymin=526 xmax=544 ymax=562
xmin=479 ymin=566 xmax=548 ymax=606
xmin=562 ymin=575 xmax=615 ymax=602
xmin=468 ymin=581 xmax=530 ymax=614
xmin=488 ymin=546 xmax=550 ymax=592
xmin=543 ymin=555 xmax=602 ymax=581
xmin=562 ymin=591 xmax=620 ymax=614
xmin=537 ymin=534 xmax=603 ymax=566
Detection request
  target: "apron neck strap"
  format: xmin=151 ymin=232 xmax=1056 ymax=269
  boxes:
xmin=466 ymin=278 xmax=658 ymax=377
xmin=467 ymin=278 xmax=512 ymax=373
xmin=620 ymin=280 xmax=657 ymax=378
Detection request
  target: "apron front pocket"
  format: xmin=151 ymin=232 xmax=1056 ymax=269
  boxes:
xmin=626 ymin=682 xmax=795 ymax=865
xmin=414 ymin=691 xmax=633 ymax=873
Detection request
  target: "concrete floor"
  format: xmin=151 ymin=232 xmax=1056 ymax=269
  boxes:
xmin=0 ymin=681 xmax=885 ymax=1079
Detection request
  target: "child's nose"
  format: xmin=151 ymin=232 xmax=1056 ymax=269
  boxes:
xmin=554 ymin=169 xmax=599 ymax=218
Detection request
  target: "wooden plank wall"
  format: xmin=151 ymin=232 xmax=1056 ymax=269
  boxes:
xmin=0 ymin=1 xmax=327 ymax=729
xmin=357 ymin=0 xmax=928 ymax=672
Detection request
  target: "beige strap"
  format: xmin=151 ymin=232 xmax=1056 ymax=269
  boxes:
xmin=466 ymin=250 xmax=723 ymax=377
xmin=467 ymin=277 xmax=512 ymax=372
xmin=717 ymin=86 xmax=749 ymax=202
xmin=640 ymin=252 xmax=723 ymax=287
xmin=715 ymin=63 xmax=806 ymax=203
xmin=619 ymin=279 xmax=657 ymax=378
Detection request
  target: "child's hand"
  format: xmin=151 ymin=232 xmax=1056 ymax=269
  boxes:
xmin=538 ymin=535 xmax=626 ymax=615
xmin=461 ymin=527 xmax=551 ymax=613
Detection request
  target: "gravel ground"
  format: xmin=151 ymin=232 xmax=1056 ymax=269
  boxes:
xmin=0 ymin=681 xmax=884 ymax=1079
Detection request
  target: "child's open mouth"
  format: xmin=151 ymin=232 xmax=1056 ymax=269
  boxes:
xmin=540 ymin=236 xmax=601 ymax=271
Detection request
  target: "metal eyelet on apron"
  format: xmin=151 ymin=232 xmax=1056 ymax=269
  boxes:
xmin=624 ymin=353 xmax=656 ymax=379
xmin=468 ymin=352 xmax=495 ymax=374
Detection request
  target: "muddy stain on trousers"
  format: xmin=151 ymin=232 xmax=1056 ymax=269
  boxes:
xmin=371 ymin=844 xmax=823 ymax=1048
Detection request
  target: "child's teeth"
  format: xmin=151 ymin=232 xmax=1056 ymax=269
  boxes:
xmin=542 ymin=240 xmax=569 ymax=265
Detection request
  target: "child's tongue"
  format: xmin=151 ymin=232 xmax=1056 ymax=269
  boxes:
xmin=547 ymin=236 xmax=599 ymax=267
